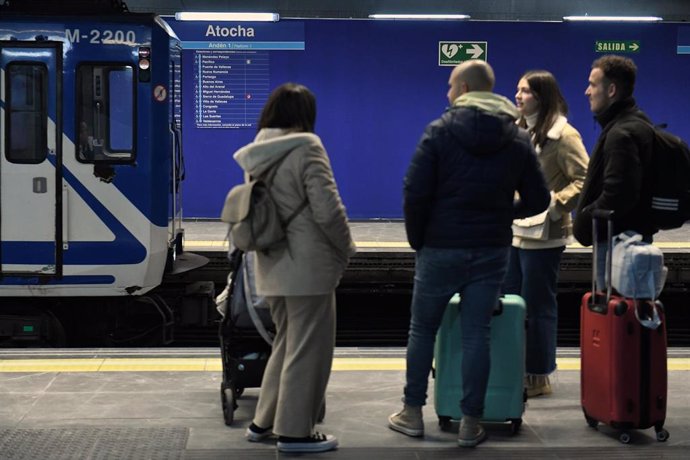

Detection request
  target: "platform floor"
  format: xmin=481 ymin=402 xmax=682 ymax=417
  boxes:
xmin=1 ymin=348 xmax=689 ymax=459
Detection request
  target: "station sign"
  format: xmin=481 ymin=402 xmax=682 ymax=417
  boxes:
xmin=595 ymin=40 xmax=640 ymax=53
xmin=439 ymin=41 xmax=487 ymax=66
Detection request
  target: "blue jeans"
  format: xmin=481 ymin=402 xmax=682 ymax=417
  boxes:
xmin=404 ymin=246 xmax=509 ymax=418
xmin=503 ymin=246 xmax=564 ymax=375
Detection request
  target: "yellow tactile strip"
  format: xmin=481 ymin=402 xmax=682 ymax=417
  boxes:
xmin=184 ymin=241 xmax=413 ymax=249
xmin=184 ymin=240 xmax=690 ymax=250
xmin=1 ymin=357 xmax=689 ymax=372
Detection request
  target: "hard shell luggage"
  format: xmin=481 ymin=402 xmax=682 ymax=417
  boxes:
xmin=434 ymin=294 xmax=526 ymax=433
xmin=580 ymin=210 xmax=669 ymax=443
xmin=218 ymin=250 xmax=274 ymax=426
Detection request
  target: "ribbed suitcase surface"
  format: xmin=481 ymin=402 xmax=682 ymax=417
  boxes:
xmin=580 ymin=210 xmax=670 ymax=443
xmin=434 ymin=294 xmax=526 ymax=433
xmin=580 ymin=292 xmax=668 ymax=442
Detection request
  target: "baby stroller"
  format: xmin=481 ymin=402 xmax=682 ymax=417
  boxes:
xmin=217 ymin=249 xmax=275 ymax=426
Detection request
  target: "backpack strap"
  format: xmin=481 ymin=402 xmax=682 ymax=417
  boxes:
xmin=242 ymin=254 xmax=275 ymax=345
xmin=260 ymin=149 xmax=309 ymax=229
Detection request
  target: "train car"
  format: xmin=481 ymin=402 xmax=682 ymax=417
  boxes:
xmin=0 ymin=1 xmax=193 ymax=297
xmin=0 ymin=1 xmax=215 ymax=346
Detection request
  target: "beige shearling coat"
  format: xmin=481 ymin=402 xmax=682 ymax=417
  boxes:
xmin=233 ymin=129 xmax=356 ymax=296
xmin=513 ymin=116 xmax=589 ymax=249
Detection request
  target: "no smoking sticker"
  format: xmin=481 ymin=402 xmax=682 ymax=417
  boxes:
xmin=154 ymin=85 xmax=167 ymax=102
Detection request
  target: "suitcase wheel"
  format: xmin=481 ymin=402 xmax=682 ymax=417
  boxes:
xmin=438 ymin=416 xmax=453 ymax=431
xmin=221 ymin=382 xmax=238 ymax=426
xmin=619 ymin=432 xmax=631 ymax=444
xmin=584 ymin=414 xmax=598 ymax=428
xmin=656 ymin=428 xmax=669 ymax=442
xmin=509 ymin=418 xmax=522 ymax=434
xmin=235 ymin=387 xmax=245 ymax=398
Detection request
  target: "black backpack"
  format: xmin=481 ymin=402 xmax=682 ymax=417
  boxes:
xmin=648 ymin=123 xmax=690 ymax=230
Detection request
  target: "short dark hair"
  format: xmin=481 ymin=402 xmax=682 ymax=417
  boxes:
xmin=518 ymin=70 xmax=568 ymax=148
xmin=592 ymin=55 xmax=637 ymax=99
xmin=258 ymin=83 xmax=316 ymax=133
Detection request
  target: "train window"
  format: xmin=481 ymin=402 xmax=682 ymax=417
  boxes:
xmin=108 ymin=69 xmax=134 ymax=151
xmin=77 ymin=64 xmax=135 ymax=162
xmin=5 ymin=63 xmax=47 ymax=164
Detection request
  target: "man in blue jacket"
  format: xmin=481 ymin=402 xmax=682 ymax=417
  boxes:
xmin=389 ymin=60 xmax=550 ymax=447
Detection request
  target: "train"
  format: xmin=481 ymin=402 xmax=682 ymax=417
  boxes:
xmin=0 ymin=1 xmax=213 ymax=346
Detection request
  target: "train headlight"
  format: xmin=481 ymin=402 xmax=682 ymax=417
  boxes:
xmin=138 ymin=47 xmax=151 ymax=82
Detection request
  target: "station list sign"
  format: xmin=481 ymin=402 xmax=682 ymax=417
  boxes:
xmin=194 ymin=50 xmax=269 ymax=128
xmin=167 ymin=18 xmax=304 ymax=128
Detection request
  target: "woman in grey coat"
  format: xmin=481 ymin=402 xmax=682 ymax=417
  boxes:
xmin=234 ymin=83 xmax=356 ymax=454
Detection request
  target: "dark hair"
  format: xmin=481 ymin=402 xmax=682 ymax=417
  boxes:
xmin=591 ymin=55 xmax=637 ymax=99
xmin=258 ymin=83 xmax=316 ymax=133
xmin=517 ymin=70 xmax=568 ymax=149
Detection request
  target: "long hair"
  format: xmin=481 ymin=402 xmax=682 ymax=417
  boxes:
xmin=258 ymin=82 xmax=316 ymax=133
xmin=517 ymin=70 xmax=568 ymax=148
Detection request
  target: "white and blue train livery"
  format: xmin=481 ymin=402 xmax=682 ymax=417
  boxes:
xmin=0 ymin=8 xmax=186 ymax=296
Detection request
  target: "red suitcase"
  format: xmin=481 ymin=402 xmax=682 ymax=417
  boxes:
xmin=580 ymin=210 xmax=669 ymax=443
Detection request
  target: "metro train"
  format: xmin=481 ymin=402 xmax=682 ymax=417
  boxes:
xmin=0 ymin=1 xmax=212 ymax=345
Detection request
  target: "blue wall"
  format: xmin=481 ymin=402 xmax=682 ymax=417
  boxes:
xmin=171 ymin=19 xmax=690 ymax=219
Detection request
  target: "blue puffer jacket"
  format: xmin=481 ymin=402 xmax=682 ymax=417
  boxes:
xmin=403 ymin=92 xmax=551 ymax=250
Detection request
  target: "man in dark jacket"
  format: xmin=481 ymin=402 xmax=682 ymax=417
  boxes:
xmin=573 ymin=55 xmax=655 ymax=289
xmin=388 ymin=60 xmax=550 ymax=447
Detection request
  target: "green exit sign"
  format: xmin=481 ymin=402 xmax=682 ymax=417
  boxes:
xmin=595 ymin=40 xmax=641 ymax=53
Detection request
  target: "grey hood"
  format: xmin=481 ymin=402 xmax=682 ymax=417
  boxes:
xmin=233 ymin=128 xmax=322 ymax=177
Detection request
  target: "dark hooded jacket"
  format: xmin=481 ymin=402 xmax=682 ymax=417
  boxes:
xmin=573 ymin=97 xmax=656 ymax=246
xmin=403 ymin=92 xmax=551 ymax=250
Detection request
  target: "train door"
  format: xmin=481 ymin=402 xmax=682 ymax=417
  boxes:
xmin=169 ymin=48 xmax=184 ymax=252
xmin=0 ymin=43 xmax=62 ymax=276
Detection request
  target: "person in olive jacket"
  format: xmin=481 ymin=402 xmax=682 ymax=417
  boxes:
xmin=388 ymin=60 xmax=550 ymax=448
xmin=573 ymin=55 xmax=656 ymax=290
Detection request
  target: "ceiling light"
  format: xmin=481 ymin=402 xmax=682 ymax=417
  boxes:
xmin=563 ymin=15 xmax=662 ymax=22
xmin=175 ymin=12 xmax=279 ymax=22
xmin=368 ymin=14 xmax=470 ymax=20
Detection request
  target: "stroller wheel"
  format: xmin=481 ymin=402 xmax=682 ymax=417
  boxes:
xmin=221 ymin=382 xmax=237 ymax=426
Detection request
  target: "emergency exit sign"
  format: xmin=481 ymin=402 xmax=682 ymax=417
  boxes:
xmin=439 ymin=41 xmax=487 ymax=66
xmin=595 ymin=40 xmax=641 ymax=53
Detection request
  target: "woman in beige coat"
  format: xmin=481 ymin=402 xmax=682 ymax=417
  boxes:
xmin=505 ymin=70 xmax=589 ymax=398
xmin=233 ymin=83 xmax=356 ymax=454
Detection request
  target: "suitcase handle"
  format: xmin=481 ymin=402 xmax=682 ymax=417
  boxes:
xmin=591 ymin=210 xmax=615 ymax=309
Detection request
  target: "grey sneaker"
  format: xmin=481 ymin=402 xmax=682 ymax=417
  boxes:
xmin=388 ymin=404 xmax=424 ymax=437
xmin=525 ymin=374 xmax=552 ymax=398
xmin=458 ymin=415 xmax=486 ymax=447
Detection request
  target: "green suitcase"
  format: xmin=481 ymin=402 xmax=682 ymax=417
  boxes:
xmin=433 ymin=294 xmax=526 ymax=433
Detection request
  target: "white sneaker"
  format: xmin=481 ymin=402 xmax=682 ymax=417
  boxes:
xmin=276 ymin=432 xmax=338 ymax=453
xmin=244 ymin=423 xmax=272 ymax=442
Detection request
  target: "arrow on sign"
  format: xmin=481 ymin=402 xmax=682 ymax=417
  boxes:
xmin=629 ymin=42 xmax=640 ymax=52
xmin=468 ymin=44 xmax=484 ymax=59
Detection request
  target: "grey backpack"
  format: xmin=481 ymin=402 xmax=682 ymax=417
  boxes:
xmin=221 ymin=151 xmax=307 ymax=252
